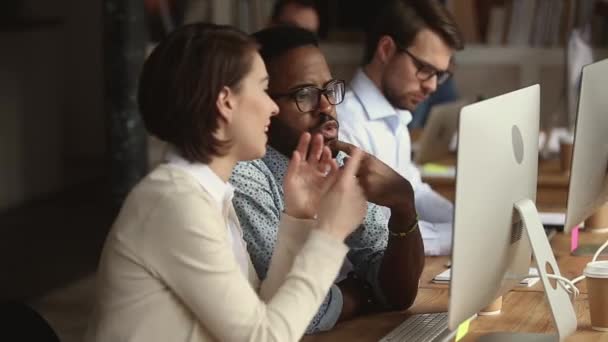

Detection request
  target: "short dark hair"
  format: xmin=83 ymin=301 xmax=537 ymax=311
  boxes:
xmin=252 ymin=25 xmax=319 ymax=67
xmin=138 ymin=23 xmax=258 ymax=164
xmin=363 ymin=0 xmax=464 ymax=64
xmin=271 ymin=0 xmax=318 ymax=23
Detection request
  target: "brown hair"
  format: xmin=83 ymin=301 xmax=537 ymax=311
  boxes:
xmin=363 ymin=0 xmax=464 ymax=65
xmin=138 ymin=23 xmax=258 ymax=163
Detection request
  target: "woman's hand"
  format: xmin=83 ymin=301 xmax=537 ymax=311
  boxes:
xmin=283 ymin=133 xmax=338 ymax=219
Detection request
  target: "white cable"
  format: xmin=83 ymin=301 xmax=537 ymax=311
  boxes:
xmin=572 ymin=274 xmax=586 ymax=285
xmin=525 ymin=274 xmax=580 ymax=300
xmin=513 ymin=237 xmax=608 ymax=301
xmin=545 ymin=274 xmax=580 ymax=299
xmin=570 ymin=238 xmax=608 ymax=286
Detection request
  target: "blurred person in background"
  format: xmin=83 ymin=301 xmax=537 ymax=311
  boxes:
xmin=269 ymin=0 xmax=320 ymax=33
xmin=337 ymin=0 xmax=464 ymax=256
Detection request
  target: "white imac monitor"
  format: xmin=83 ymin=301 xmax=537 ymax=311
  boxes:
xmin=564 ymin=58 xmax=608 ymax=234
xmin=448 ymin=85 xmax=577 ymax=341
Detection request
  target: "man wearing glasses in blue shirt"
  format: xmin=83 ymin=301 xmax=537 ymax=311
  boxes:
xmin=231 ymin=26 xmax=424 ymax=333
xmin=338 ymin=0 xmax=464 ymax=257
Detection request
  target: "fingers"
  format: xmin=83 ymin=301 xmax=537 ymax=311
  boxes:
xmin=308 ymin=134 xmax=324 ymax=163
xmin=287 ymin=150 xmax=302 ymax=172
xmin=341 ymin=147 xmax=364 ymax=178
xmin=295 ymin=133 xmax=311 ymax=160
xmin=333 ymin=140 xmax=358 ymax=155
xmin=329 ymin=158 xmax=339 ymax=173
xmin=297 ymin=133 xmax=327 ymax=171
xmin=335 ymin=141 xmax=369 ymax=173
xmin=323 ymin=157 xmax=340 ymax=183
xmin=321 ymin=164 xmax=339 ymax=194
xmin=319 ymin=146 xmax=333 ymax=174
xmin=320 ymin=147 xmax=340 ymax=192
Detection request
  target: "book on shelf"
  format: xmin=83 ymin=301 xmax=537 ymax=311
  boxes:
xmin=485 ymin=6 xmax=506 ymax=45
xmin=505 ymin=0 xmax=537 ymax=46
xmin=446 ymin=0 xmax=481 ymax=43
xmin=447 ymin=0 xmax=608 ymax=47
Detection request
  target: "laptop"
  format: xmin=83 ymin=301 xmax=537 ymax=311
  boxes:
xmin=414 ymin=100 xmax=466 ymax=165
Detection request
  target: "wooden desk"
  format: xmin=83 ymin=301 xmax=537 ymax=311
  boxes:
xmin=419 ymin=232 xmax=605 ymax=295
xmin=303 ymin=232 xmax=608 ymax=341
xmin=421 ymin=156 xmax=570 ymax=210
xmin=304 ymin=291 xmax=603 ymax=342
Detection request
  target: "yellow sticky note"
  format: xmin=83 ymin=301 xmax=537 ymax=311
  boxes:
xmin=455 ymin=318 xmax=472 ymax=341
xmin=422 ymin=163 xmax=449 ymax=173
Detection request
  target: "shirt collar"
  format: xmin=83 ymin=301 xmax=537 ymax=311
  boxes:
xmin=350 ymin=68 xmax=413 ymax=126
xmin=165 ymin=149 xmax=234 ymax=210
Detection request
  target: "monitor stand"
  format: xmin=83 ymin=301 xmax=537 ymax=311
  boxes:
xmin=478 ymin=199 xmax=577 ymax=342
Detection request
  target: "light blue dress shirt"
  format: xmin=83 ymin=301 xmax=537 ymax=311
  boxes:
xmin=338 ymin=68 xmax=454 ymax=256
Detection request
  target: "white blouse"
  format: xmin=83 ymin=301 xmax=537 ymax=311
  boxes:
xmin=165 ymin=151 xmax=250 ymax=276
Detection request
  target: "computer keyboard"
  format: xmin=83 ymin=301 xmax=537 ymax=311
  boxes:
xmin=379 ymin=312 xmax=449 ymax=342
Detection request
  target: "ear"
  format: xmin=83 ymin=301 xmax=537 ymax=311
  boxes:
xmin=216 ymin=86 xmax=237 ymax=124
xmin=376 ymin=35 xmax=397 ymax=65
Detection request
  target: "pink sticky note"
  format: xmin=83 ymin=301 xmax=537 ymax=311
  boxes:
xmin=570 ymin=225 xmax=580 ymax=252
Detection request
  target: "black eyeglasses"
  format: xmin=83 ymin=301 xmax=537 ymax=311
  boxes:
xmin=397 ymin=47 xmax=452 ymax=85
xmin=270 ymin=79 xmax=346 ymax=113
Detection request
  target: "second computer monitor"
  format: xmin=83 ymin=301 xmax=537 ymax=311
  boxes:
xmin=448 ymin=85 xmax=540 ymax=330
xmin=564 ymin=58 xmax=608 ymax=233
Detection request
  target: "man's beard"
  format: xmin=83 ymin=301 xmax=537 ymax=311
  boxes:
xmin=308 ymin=112 xmax=338 ymax=136
xmin=382 ymin=79 xmax=414 ymax=111
xmin=310 ymin=112 xmax=340 ymax=157
xmin=268 ymin=112 xmax=340 ymax=158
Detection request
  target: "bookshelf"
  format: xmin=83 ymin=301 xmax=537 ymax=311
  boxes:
xmin=447 ymin=0 xmax=607 ymax=48
xmin=318 ymin=0 xmax=608 ymax=129
xmin=204 ymin=0 xmax=608 ymax=128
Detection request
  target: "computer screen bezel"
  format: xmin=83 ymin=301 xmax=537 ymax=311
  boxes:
xmin=564 ymin=58 xmax=608 ymax=233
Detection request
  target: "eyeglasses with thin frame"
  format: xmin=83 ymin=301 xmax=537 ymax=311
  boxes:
xmin=270 ymin=79 xmax=346 ymax=113
xmin=396 ymin=46 xmax=452 ymax=85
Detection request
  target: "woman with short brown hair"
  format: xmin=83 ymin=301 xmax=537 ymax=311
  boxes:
xmin=86 ymin=23 xmax=368 ymax=342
